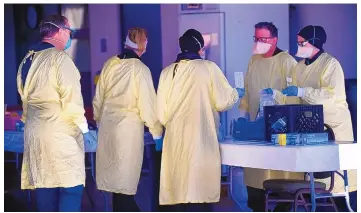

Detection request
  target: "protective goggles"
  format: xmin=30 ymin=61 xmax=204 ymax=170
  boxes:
xmin=43 ymin=22 xmax=75 ymax=39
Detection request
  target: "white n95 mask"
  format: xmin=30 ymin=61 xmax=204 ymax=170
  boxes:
xmin=253 ymin=42 xmax=272 ymax=55
xmin=141 ymin=40 xmax=148 ymax=55
xmin=125 ymin=34 xmax=148 ymax=55
xmin=296 ymin=46 xmax=313 ymax=58
xmin=200 ymin=51 xmax=206 ymax=60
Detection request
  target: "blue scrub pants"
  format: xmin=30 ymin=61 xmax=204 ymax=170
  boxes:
xmin=36 ymin=185 xmax=84 ymax=212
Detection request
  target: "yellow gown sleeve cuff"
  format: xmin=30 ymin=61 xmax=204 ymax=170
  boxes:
xmin=152 ymin=135 xmax=162 ymax=140
xmin=149 ymin=123 xmax=163 ymax=140
xmin=273 ymin=89 xmax=286 ymax=105
xmin=78 ymin=122 xmax=89 ymax=134
xmin=297 ymin=88 xmax=306 ymax=98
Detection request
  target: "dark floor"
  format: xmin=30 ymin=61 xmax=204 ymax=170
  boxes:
xmin=4 ymin=152 xmax=241 ymax=212
xmin=4 ymin=152 xmax=357 ymax=212
xmin=5 ymin=172 xmax=242 ymax=212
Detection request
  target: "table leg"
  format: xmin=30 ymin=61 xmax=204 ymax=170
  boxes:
xmin=228 ymin=166 xmax=252 ymax=212
xmin=90 ymin=152 xmax=108 ymax=212
xmin=229 ymin=166 xmax=234 ymax=200
xmin=343 ymin=170 xmax=354 ymax=212
xmin=309 ymin=172 xmax=316 ymax=212
xmin=228 ymin=166 xmax=243 ymax=209
xmin=16 ymin=153 xmax=19 ymax=170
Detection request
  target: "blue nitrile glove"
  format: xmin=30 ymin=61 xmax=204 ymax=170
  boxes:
xmin=83 ymin=132 xmax=97 ymax=151
xmin=155 ymin=137 xmax=164 ymax=152
xmin=16 ymin=120 xmax=25 ymax=132
xmin=236 ymin=88 xmax=245 ymax=98
xmin=261 ymin=88 xmax=273 ymax=95
xmin=282 ymin=86 xmax=298 ymax=96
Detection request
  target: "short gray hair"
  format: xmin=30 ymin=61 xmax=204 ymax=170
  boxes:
xmin=39 ymin=15 xmax=68 ymax=38
xmin=255 ymin=22 xmax=278 ymax=37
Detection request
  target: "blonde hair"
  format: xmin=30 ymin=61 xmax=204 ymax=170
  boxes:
xmin=128 ymin=27 xmax=148 ymax=52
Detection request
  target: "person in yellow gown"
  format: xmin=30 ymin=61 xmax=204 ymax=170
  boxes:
xmin=93 ymin=27 xmax=163 ymax=212
xmin=157 ymin=29 xmax=244 ymax=212
xmin=268 ymin=25 xmax=356 ymax=211
xmin=16 ymin=15 xmax=96 ymax=212
xmin=239 ymin=22 xmax=303 ymax=211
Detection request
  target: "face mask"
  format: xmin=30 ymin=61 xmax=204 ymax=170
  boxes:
xmin=141 ymin=40 xmax=148 ymax=55
xmin=199 ymin=49 xmax=206 ymax=60
xmin=253 ymin=42 xmax=272 ymax=55
xmin=125 ymin=34 xmax=148 ymax=56
xmin=296 ymin=46 xmax=313 ymax=58
xmin=43 ymin=37 xmax=71 ymax=50
xmin=192 ymin=36 xmax=206 ymax=59
xmin=64 ymin=38 xmax=72 ymax=50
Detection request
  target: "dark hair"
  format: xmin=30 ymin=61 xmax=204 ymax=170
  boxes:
xmin=39 ymin=15 xmax=68 ymax=38
xmin=255 ymin=22 xmax=278 ymax=38
xmin=179 ymin=29 xmax=204 ymax=53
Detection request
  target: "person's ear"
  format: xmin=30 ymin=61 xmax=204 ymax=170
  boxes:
xmin=273 ymin=37 xmax=278 ymax=44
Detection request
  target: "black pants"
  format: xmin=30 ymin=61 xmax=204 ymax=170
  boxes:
xmin=148 ymin=145 xmax=213 ymax=212
xmin=160 ymin=203 xmax=213 ymax=212
xmin=113 ymin=193 xmax=140 ymax=212
xmin=333 ymin=191 xmax=357 ymax=212
xmin=248 ymin=186 xmax=357 ymax=212
xmin=4 ymin=193 xmax=28 ymax=212
xmin=247 ymin=186 xmax=266 ymax=212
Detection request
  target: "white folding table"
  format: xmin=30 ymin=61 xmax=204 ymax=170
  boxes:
xmin=220 ymin=139 xmax=357 ymax=212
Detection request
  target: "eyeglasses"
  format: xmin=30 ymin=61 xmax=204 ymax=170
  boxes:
xmin=62 ymin=26 xmax=76 ymax=39
xmin=253 ymin=36 xmax=274 ymax=43
xmin=43 ymin=22 xmax=76 ymax=39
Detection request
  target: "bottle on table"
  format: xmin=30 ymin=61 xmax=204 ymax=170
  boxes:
xmin=257 ymin=93 xmax=275 ymax=120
